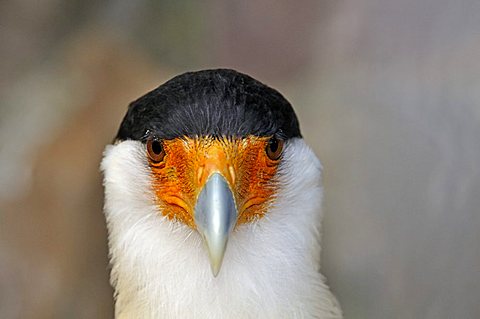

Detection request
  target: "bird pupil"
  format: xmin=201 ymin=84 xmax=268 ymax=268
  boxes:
xmin=152 ymin=141 xmax=162 ymax=154
xmin=269 ymin=138 xmax=278 ymax=152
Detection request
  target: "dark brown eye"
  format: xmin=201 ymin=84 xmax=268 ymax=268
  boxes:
xmin=146 ymin=138 xmax=166 ymax=163
xmin=266 ymin=137 xmax=284 ymax=161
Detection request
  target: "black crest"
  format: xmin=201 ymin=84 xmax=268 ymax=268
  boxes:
xmin=116 ymin=69 xmax=301 ymax=141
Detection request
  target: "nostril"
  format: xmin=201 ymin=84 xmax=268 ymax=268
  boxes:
xmin=197 ymin=166 xmax=205 ymax=184
xmin=228 ymin=165 xmax=236 ymax=185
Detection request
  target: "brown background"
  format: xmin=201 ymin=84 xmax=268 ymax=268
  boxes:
xmin=1 ymin=1 xmax=479 ymax=318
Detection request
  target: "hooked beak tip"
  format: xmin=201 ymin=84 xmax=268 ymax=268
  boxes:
xmin=209 ymin=253 xmax=223 ymax=277
xmin=201 ymin=231 xmax=229 ymax=277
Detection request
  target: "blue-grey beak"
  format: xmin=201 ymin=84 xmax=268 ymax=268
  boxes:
xmin=194 ymin=173 xmax=238 ymax=277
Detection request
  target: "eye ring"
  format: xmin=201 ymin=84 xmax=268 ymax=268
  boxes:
xmin=146 ymin=138 xmax=166 ymax=163
xmin=266 ymin=136 xmax=284 ymax=161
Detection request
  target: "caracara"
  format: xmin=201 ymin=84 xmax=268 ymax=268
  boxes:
xmin=101 ymin=69 xmax=342 ymax=318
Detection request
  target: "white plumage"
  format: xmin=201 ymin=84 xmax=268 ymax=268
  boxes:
xmin=102 ymin=138 xmax=342 ymax=318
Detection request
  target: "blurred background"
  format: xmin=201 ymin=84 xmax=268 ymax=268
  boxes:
xmin=1 ymin=0 xmax=479 ymax=318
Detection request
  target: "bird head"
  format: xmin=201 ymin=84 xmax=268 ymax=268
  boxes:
xmin=102 ymin=69 xmax=308 ymax=277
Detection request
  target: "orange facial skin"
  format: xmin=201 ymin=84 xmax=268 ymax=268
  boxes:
xmin=147 ymin=136 xmax=281 ymax=228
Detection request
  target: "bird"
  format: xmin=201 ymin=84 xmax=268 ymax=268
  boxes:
xmin=101 ymin=69 xmax=342 ymax=319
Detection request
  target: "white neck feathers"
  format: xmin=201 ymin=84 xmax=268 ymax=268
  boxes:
xmin=101 ymin=139 xmax=342 ymax=319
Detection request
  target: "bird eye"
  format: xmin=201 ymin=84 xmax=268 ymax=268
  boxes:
xmin=146 ymin=138 xmax=166 ymax=163
xmin=266 ymin=137 xmax=284 ymax=161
